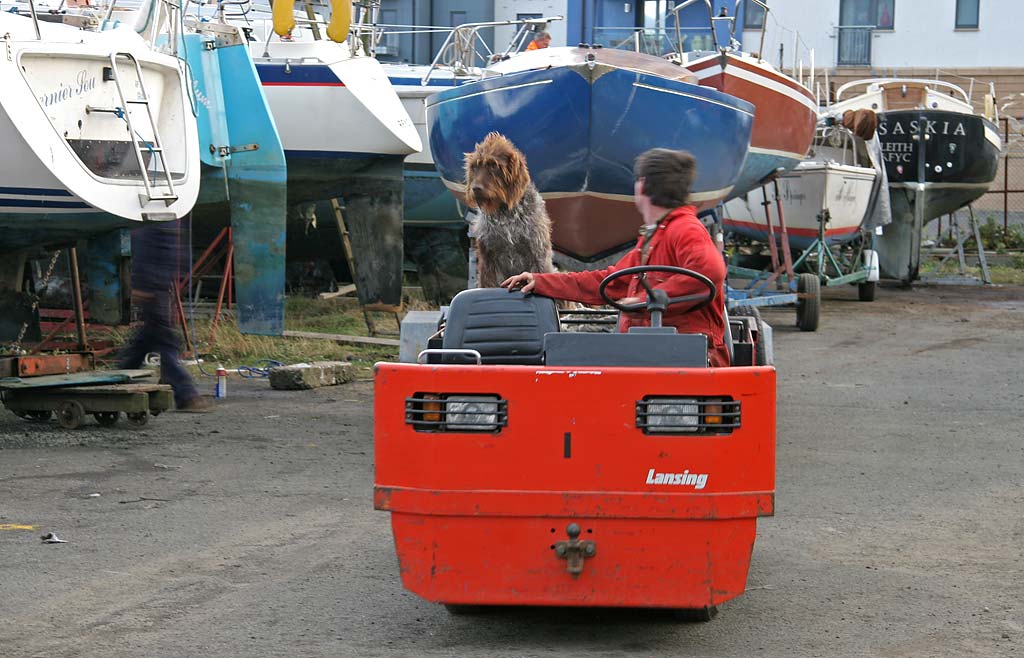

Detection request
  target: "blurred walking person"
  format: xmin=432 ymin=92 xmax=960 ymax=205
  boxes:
xmin=118 ymin=220 xmax=211 ymax=412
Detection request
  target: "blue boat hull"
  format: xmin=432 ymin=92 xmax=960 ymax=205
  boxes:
xmin=732 ymin=151 xmax=803 ymax=202
xmin=184 ymin=32 xmax=288 ymax=336
xmin=403 ymin=166 xmax=464 ymax=227
xmin=426 ymin=57 xmax=753 ymax=260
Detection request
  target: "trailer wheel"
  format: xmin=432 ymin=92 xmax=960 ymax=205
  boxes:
xmin=858 ymin=281 xmax=877 ymax=302
xmin=126 ymin=412 xmax=149 ymax=428
xmin=796 ymin=273 xmax=820 ymax=332
xmin=57 ymin=401 xmax=85 ymax=430
xmin=732 ymin=306 xmax=768 ymax=366
xmin=672 ymin=605 xmax=719 ymax=622
xmin=95 ymin=412 xmax=120 ymax=427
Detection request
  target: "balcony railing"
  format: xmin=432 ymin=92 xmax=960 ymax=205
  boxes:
xmin=836 ymin=25 xmax=873 ymax=66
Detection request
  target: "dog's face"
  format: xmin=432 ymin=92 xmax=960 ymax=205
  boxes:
xmin=463 ymin=132 xmax=531 ymax=216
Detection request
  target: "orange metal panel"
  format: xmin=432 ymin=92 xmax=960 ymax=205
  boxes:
xmin=3 ymin=353 xmax=96 ymax=378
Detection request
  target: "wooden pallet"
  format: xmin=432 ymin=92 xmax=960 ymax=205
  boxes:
xmin=2 ymin=379 xmax=171 ymax=429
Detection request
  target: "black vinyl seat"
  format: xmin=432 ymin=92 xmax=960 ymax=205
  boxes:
xmin=543 ymin=330 xmax=709 ymax=367
xmin=441 ymin=289 xmax=559 ymax=364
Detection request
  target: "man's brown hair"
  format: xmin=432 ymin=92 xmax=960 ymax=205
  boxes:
xmin=633 ymin=148 xmax=697 ymax=208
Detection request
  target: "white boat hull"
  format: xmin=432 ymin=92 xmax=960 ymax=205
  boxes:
xmin=0 ymin=14 xmax=199 ymax=252
xmin=253 ymin=41 xmax=419 ymax=155
xmin=723 ymin=162 xmax=877 ymax=250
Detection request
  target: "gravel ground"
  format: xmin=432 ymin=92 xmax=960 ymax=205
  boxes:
xmin=1 ymin=283 xmax=1022 ymax=658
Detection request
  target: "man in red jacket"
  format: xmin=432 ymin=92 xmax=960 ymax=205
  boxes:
xmin=501 ymin=148 xmax=730 ymax=367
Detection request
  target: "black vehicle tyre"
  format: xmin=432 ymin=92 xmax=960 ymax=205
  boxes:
xmin=672 ymin=605 xmax=719 ymax=622
xmin=732 ymin=306 xmax=768 ymax=366
xmin=57 ymin=401 xmax=85 ymax=430
xmin=796 ymin=273 xmax=821 ymax=332
xmin=858 ymin=280 xmax=877 ymax=302
xmin=95 ymin=412 xmax=120 ymax=427
xmin=444 ymin=604 xmax=487 ymax=616
xmin=126 ymin=412 xmax=149 ymax=427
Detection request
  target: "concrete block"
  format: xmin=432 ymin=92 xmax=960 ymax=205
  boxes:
xmin=399 ymin=310 xmax=443 ymax=363
xmin=269 ymin=361 xmax=354 ymax=390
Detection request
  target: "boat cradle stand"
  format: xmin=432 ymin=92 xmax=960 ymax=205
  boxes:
xmin=718 ymin=178 xmax=820 ymax=332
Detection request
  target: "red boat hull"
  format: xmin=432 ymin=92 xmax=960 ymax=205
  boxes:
xmin=686 ymin=53 xmax=817 ymax=196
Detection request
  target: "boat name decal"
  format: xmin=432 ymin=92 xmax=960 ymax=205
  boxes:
xmin=38 ymin=70 xmax=97 ymax=107
xmin=877 ymin=119 xmax=967 ymax=138
xmin=191 ymin=75 xmax=213 ymax=111
xmin=833 ymin=182 xmax=861 ymax=203
xmin=645 ymin=468 xmax=708 ymax=489
xmin=781 ymin=186 xmax=807 ymax=203
xmin=878 ymin=120 xmax=968 ymax=164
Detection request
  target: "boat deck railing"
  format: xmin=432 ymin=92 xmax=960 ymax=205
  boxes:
xmin=667 ymin=0 xmax=769 ymax=60
xmin=19 ymin=0 xmax=43 ymax=39
xmin=835 ymin=77 xmax=973 ymax=105
xmin=419 ymin=16 xmax=562 ymax=85
xmin=814 ymin=121 xmax=862 ymax=168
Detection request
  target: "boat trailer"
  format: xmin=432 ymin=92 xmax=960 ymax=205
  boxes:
xmin=724 ymin=178 xmax=879 ymax=331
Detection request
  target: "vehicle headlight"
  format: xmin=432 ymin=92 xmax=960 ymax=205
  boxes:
xmin=445 ymin=395 xmax=501 ymax=431
xmin=406 ymin=393 xmax=507 ymax=433
xmin=643 ymin=398 xmax=700 ymax=433
xmin=636 ymin=397 xmax=741 ymax=435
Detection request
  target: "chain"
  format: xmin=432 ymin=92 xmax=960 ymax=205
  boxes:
xmin=4 ymin=249 xmax=63 ymax=355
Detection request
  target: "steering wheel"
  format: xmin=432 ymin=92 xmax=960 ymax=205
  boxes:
xmin=598 ymin=265 xmax=716 ymax=316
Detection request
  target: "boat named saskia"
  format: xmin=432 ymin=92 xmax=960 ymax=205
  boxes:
xmin=829 ymin=78 xmax=1001 ymax=281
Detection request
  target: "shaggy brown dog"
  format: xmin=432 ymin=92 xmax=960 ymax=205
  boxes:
xmin=463 ymin=132 xmax=555 ymax=288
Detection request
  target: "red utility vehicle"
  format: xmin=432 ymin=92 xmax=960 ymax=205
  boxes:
xmin=374 ymin=267 xmax=776 ymax=618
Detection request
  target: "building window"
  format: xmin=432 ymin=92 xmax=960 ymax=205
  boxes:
xmin=378 ymin=9 xmax=399 ymax=55
xmin=743 ymin=0 xmax=766 ymax=30
xmin=955 ymin=0 xmax=979 ymax=28
xmin=839 ymin=0 xmax=894 ymax=30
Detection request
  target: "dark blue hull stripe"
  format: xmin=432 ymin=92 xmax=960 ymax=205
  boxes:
xmin=0 ymin=199 xmax=91 ymax=209
xmin=0 ymin=186 xmax=75 ymax=197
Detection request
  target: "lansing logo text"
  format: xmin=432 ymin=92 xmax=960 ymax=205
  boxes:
xmin=645 ymin=468 xmax=708 ymax=489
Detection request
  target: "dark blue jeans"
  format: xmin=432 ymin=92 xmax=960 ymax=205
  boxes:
xmin=118 ymin=295 xmax=198 ymax=406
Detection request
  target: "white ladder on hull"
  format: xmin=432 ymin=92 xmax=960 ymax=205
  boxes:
xmin=90 ymin=52 xmax=178 ymax=206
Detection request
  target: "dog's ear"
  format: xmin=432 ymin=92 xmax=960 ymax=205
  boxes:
xmin=498 ymin=143 xmax=531 ymax=209
xmin=462 ymin=150 xmax=479 ymax=209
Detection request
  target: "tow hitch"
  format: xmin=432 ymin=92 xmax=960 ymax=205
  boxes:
xmin=554 ymin=523 xmax=597 ymax=575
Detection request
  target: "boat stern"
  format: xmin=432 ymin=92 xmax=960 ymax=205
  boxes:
xmin=13 ymin=34 xmax=199 ymax=221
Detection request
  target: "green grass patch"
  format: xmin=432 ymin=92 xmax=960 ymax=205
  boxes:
xmin=96 ymin=296 xmax=408 ymax=378
xmin=919 ymin=261 xmax=1024 ymax=285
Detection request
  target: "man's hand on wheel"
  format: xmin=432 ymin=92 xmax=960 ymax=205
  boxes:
xmin=500 ymin=272 xmax=536 ymax=294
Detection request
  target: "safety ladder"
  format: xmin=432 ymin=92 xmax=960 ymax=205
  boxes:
xmin=102 ymin=52 xmax=177 ymax=206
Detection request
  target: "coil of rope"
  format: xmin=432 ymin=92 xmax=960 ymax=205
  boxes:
xmin=237 ymin=359 xmax=284 ymax=378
